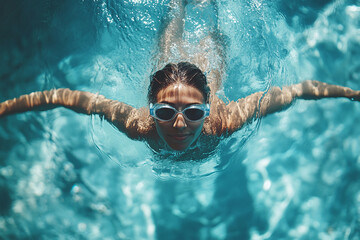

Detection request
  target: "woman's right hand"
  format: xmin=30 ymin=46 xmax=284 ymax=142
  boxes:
xmin=0 ymin=102 xmax=5 ymax=117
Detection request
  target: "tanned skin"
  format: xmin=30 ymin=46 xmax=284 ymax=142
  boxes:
xmin=1 ymin=0 xmax=360 ymax=151
xmin=1 ymin=80 xmax=359 ymax=141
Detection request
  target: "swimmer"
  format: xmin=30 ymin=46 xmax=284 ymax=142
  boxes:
xmin=1 ymin=0 xmax=360 ymax=154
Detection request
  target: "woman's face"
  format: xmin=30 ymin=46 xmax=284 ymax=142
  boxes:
xmin=155 ymin=83 xmax=205 ymax=151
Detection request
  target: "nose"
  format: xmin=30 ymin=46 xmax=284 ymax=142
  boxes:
xmin=173 ymin=113 xmax=187 ymax=129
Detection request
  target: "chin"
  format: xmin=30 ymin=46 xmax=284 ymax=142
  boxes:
xmin=167 ymin=142 xmax=191 ymax=151
xmin=169 ymin=144 xmax=189 ymax=151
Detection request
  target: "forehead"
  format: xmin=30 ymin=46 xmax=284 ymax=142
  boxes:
xmin=156 ymin=83 xmax=204 ymax=105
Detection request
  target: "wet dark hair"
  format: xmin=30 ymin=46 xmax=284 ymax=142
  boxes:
xmin=148 ymin=62 xmax=210 ymax=104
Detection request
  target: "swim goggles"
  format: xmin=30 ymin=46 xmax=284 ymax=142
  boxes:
xmin=149 ymin=103 xmax=210 ymax=122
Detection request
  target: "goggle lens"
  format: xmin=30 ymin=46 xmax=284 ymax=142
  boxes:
xmin=155 ymin=108 xmax=176 ymax=121
xmin=184 ymin=108 xmax=205 ymax=121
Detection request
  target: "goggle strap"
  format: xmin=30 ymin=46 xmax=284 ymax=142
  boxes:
xmin=149 ymin=103 xmax=154 ymax=116
xmin=205 ymin=104 xmax=210 ymax=117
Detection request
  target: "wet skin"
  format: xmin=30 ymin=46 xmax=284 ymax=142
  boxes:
xmin=155 ymin=83 xmax=206 ymax=151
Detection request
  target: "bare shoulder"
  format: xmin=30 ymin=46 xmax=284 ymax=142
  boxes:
xmin=125 ymin=107 xmax=157 ymax=140
xmin=202 ymin=93 xmax=263 ymax=136
xmin=202 ymin=96 xmax=229 ymax=136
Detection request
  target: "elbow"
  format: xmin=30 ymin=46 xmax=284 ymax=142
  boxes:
xmin=260 ymin=87 xmax=294 ymax=116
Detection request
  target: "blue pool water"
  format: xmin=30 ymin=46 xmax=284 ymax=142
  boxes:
xmin=1 ymin=0 xmax=360 ymax=239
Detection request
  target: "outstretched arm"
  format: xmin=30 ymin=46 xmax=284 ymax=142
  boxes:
xmin=0 ymin=89 xmax=153 ymax=139
xmin=221 ymin=80 xmax=360 ymax=134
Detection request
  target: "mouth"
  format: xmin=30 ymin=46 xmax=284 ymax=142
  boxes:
xmin=169 ymin=133 xmax=192 ymax=142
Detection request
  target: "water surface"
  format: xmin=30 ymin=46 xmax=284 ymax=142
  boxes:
xmin=0 ymin=0 xmax=359 ymax=239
